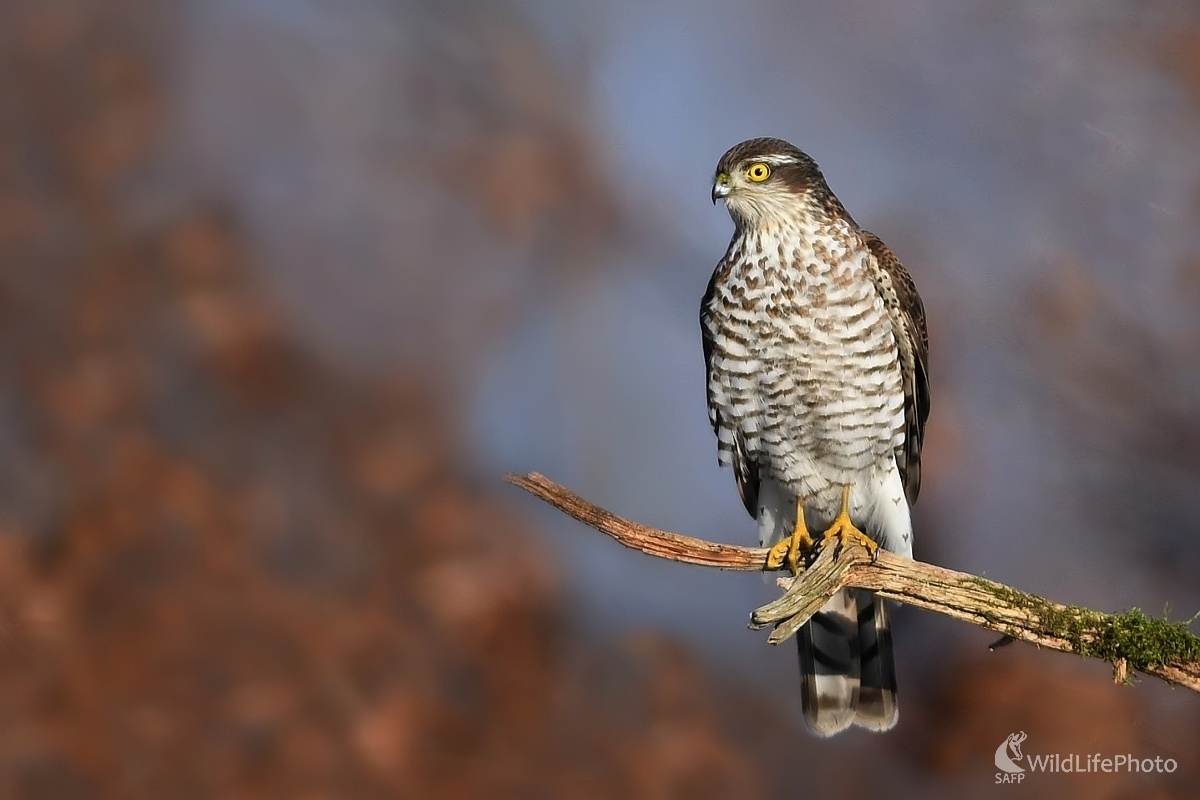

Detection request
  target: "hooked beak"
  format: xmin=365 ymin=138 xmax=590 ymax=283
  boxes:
xmin=712 ymin=172 xmax=731 ymax=204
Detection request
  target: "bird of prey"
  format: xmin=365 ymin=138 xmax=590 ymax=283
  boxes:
xmin=701 ymin=137 xmax=929 ymax=736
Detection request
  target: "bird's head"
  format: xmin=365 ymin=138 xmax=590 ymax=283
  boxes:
xmin=711 ymin=137 xmax=831 ymax=227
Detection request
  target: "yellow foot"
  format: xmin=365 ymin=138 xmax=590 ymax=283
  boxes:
xmin=820 ymin=485 xmax=880 ymax=559
xmin=766 ymin=501 xmax=816 ymax=574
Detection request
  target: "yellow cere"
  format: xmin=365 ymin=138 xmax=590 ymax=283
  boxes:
xmin=745 ymin=162 xmax=771 ymax=182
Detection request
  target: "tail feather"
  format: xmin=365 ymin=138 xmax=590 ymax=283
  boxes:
xmin=854 ymin=592 xmax=899 ymax=731
xmin=799 ymin=589 xmax=898 ymax=736
xmin=798 ymin=588 xmax=860 ymax=737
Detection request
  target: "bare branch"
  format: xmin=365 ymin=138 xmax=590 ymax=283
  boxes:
xmin=505 ymin=471 xmax=1200 ymax=693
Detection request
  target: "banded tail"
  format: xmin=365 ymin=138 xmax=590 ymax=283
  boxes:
xmin=798 ymin=588 xmax=898 ymax=737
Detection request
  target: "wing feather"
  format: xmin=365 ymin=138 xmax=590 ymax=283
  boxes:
xmin=700 ymin=271 xmax=759 ymax=517
xmin=862 ymin=231 xmax=930 ymax=504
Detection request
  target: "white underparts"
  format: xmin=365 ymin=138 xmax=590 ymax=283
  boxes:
xmin=703 ymin=207 xmax=913 ymax=555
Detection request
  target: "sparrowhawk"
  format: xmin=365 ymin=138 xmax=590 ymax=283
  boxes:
xmin=701 ymin=137 xmax=930 ymax=736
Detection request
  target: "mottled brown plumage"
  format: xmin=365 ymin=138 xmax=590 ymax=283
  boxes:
xmin=701 ymin=137 xmax=929 ymax=736
xmin=862 ymin=231 xmax=930 ymax=504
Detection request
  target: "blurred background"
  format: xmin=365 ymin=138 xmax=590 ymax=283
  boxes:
xmin=2 ymin=0 xmax=1200 ymax=797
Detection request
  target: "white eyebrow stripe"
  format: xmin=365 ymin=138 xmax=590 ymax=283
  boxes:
xmin=759 ymin=155 xmax=799 ymax=165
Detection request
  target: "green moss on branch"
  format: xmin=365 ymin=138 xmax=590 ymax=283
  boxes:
xmin=969 ymin=578 xmax=1200 ymax=678
xmin=1087 ymin=609 xmax=1200 ymax=673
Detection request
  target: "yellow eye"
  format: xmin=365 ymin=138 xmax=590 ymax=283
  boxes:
xmin=745 ymin=162 xmax=771 ymax=182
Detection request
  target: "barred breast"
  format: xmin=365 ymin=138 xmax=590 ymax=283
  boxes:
xmin=701 ymin=217 xmax=905 ymax=516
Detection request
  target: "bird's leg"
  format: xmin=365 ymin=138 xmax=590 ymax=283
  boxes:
xmin=819 ymin=485 xmax=879 ymax=559
xmin=766 ymin=500 xmax=816 ymax=574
